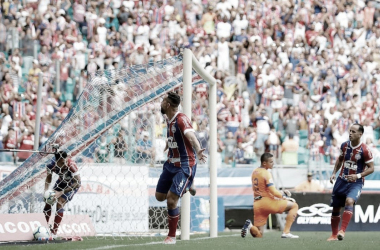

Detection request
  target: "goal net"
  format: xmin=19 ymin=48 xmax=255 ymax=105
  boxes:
xmin=0 ymin=51 xmax=217 ymax=239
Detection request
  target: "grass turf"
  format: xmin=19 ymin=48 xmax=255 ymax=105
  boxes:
xmin=1 ymin=231 xmax=379 ymax=250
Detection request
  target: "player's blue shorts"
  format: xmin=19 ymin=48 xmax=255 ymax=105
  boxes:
xmin=330 ymin=177 xmax=363 ymax=207
xmin=156 ymin=161 xmax=197 ymax=197
xmin=53 ymin=181 xmax=79 ymax=202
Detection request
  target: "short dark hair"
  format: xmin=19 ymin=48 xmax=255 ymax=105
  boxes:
xmin=167 ymin=92 xmax=181 ymax=107
xmin=55 ymin=151 xmax=68 ymax=161
xmin=261 ymin=152 xmax=273 ymax=163
xmin=352 ymin=123 xmax=364 ymax=134
xmin=288 ymin=133 xmax=294 ymax=139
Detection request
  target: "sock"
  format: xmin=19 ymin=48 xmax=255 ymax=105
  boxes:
xmin=43 ymin=204 xmax=52 ymax=223
xmin=52 ymin=208 xmax=64 ymax=235
xmin=283 ymin=203 xmax=298 ymax=234
xmin=167 ymin=208 xmax=180 ymax=237
xmin=249 ymin=225 xmax=262 ymax=238
xmin=331 ymin=211 xmax=341 ymax=236
xmin=340 ymin=206 xmax=353 ymax=232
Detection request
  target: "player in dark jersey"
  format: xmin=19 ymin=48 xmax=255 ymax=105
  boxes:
xmin=327 ymin=123 xmax=374 ymax=241
xmin=43 ymin=151 xmax=81 ymax=238
xmin=155 ymin=92 xmax=206 ymax=244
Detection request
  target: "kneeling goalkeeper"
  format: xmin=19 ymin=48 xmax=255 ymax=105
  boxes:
xmin=241 ymin=152 xmax=299 ymax=239
xmin=43 ymin=151 xmax=81 ymax=237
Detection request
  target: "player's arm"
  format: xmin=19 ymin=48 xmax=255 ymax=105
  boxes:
xmin=185 ymin=131 xmax=207 ymax=163
xmin=45 ymin=171 xmax=52 ymax=192
xmin=265 ymin=172 xmax=294 ymax=200
xmin=179 ymin=114 xmax=207 ymax=163
xmin=361 ymin=161 xmax=375 ymax=178
xmin=330 ymin=157 xmax=343 ymax=183
xmin=330 ymin=143 xmax=346 ymax=183
xmin=267 ymin=185 xmax=283 ymax=199
xmin=347 ymin=149 xmax=375 ymax=182
xmin=45 ymin=162 xmax=54 ymax=192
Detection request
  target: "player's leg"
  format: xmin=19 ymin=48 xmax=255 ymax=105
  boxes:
xmin=241 ymin=216 xmax=265 ymax=238
xmin=44 ymin=182 xmax=59 ymax=223
xmin=338 ymin=184 xmax=362 ymax=240
xmin=51 ymin=188 xmax=79 ymax=236
xmin=43 ymin=203 xmax=52 ymax=223
xmin=155 ymin=162 xmax=174 ymax=202
xmin=327 ymin=207 xmax=341 ymax=241
xmin=281 ymin=200 xmax=299 ymax=238
xmin=242 ymin=198 xmax=277 ymax=238
xmin=165 ymin=190 xmax=180 ymax=241
xmin=328 ymin=178 xmax=346 ymax=241
xmin=51 ymin=196 xmax=67 ymax=236
xmin=163 ymin=163 xmax=195 ymax=244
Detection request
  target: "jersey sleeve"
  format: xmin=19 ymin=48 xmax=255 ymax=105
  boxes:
xmin=68 ymin=159 xmax=80 ymax=176
xmin=363 ymin=146 xmax=374 ymax=164
xmin=265 ymin=171 xmax=274 ymax=187
xmin=177 ymin=114 xmax=195 ymax=135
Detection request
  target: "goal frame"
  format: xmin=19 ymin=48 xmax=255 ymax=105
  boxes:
xmin=181 ymin=49 xmax=217 ymax=239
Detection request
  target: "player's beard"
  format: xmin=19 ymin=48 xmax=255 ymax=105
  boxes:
xmin=160 ymin=106 xmax=165 ymax=115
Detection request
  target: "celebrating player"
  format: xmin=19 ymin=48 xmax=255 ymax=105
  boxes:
xmin=241 ymin=152 xmax=299 ymax=239
xmin=43 ymin=151 xmax=81 ymax=238
xmin=155 ymin=92 xmax=207 ymax=244
xmin=327 ymin=123 xmax=374 ymax=241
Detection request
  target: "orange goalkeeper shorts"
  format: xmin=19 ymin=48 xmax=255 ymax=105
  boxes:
xmin=253 ymin=197 xmax=288 ymax=227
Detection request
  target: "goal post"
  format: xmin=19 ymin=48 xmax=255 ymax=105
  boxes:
xmin=182 ymin=49 xmax=217 ymax=239
xmin=0 ymin=51 xmax=218 ymax=240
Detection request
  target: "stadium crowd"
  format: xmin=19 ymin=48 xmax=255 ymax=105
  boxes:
xmin=1 ymin=0 xmax=380 ymax=166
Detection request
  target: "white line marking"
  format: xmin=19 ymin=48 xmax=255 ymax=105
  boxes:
xmin=84 ymin=234 xmax=240 ymax=250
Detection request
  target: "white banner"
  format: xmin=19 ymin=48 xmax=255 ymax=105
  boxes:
xmin=67 ymin=164 xmax=149 ymax=234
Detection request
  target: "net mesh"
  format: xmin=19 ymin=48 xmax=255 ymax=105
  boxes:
xmin=0 ymin=54 xmax=212 ymax=238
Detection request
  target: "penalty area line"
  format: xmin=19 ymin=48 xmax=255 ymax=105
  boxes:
xmin=84 ymin=234 xmax=240 ymax=250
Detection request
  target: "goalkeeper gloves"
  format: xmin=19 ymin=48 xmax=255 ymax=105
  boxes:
xmin=285 ymin=197 xmax=296 ymax=203
xmin=281 ymin=190 xmax=292 ymax=198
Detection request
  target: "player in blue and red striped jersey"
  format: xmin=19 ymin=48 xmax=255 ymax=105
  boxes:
xmin=155 ymin=92 xmax=207 ymax=244
xmin=327 ymin=123 xmax=375 ymax=241
xmin=43 ymin=151 xmax=81 ymax=238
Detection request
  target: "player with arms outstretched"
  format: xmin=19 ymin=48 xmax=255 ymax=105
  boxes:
xmin=327 ymin=123 xmax=374 ymax=241
xmin=43 ymin=151 xmax=81 ymax=238
xmin=241 ymin=152 xmax=299 ymax=239
xmin=155 ymin=92 xmax=207 ymax=244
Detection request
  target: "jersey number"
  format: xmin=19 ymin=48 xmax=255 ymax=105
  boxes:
xmin=253 ymin=178 xmax=259 ymax=192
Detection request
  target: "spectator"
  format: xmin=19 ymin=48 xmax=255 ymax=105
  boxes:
xmin=254 ymin=109 xmax=270 ymax=156
xmin=17 ymin=126 xmax=34 ymax=162
xmin=136 ymin=131 xmax=155 ymax=165
xmin=0 ymin=0 xmax=380 ymax=170
xmin=326 ymin=138 xmax=340 ymax=165
xmin=281 ymin=133 xmax=299 ymax=165
xmin=294 ymin=172 xmax=324 ymax=192
xmin=112 ymin=130 xmax=128 ymax=164
xmin=95 ymin=136 xmax=111 ymax=163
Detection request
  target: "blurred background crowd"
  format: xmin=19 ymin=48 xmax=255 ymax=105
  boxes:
xmin=1 ymin=0 xmax=380 ymax=167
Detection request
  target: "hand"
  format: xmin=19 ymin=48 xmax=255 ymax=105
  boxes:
xmin=54 ymin=191 xmax=64 ymax=199
xmin=285 ymin=197 xmax=296 ymax=203
xmin=197 ymin=148 xmax=207 ymax=164
xmin=283 ymin=190 xmax=292 ymax=197
xmin=330 ymin=174 xmax=336 ymax=184
xmin=346 ymin=174 xmax=358 ymax=182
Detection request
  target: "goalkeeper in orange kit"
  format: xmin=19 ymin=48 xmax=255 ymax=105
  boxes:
xmin=241 ymin=152 xmax=299 ymax=239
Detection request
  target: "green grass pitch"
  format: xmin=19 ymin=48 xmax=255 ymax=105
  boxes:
xmin=1 ymin=231 xmax=379 ymax=250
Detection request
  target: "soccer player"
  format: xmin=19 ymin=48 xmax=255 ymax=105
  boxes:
xmin=241 ymin=152 xmax=299 ymax=239
xmin=327 ymin=123 xmax=374 ymax=241
xmin=155 ymin=92 xmax=207 ymax=244
xmin=43 ymin=151 xmax=81 ymax=238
